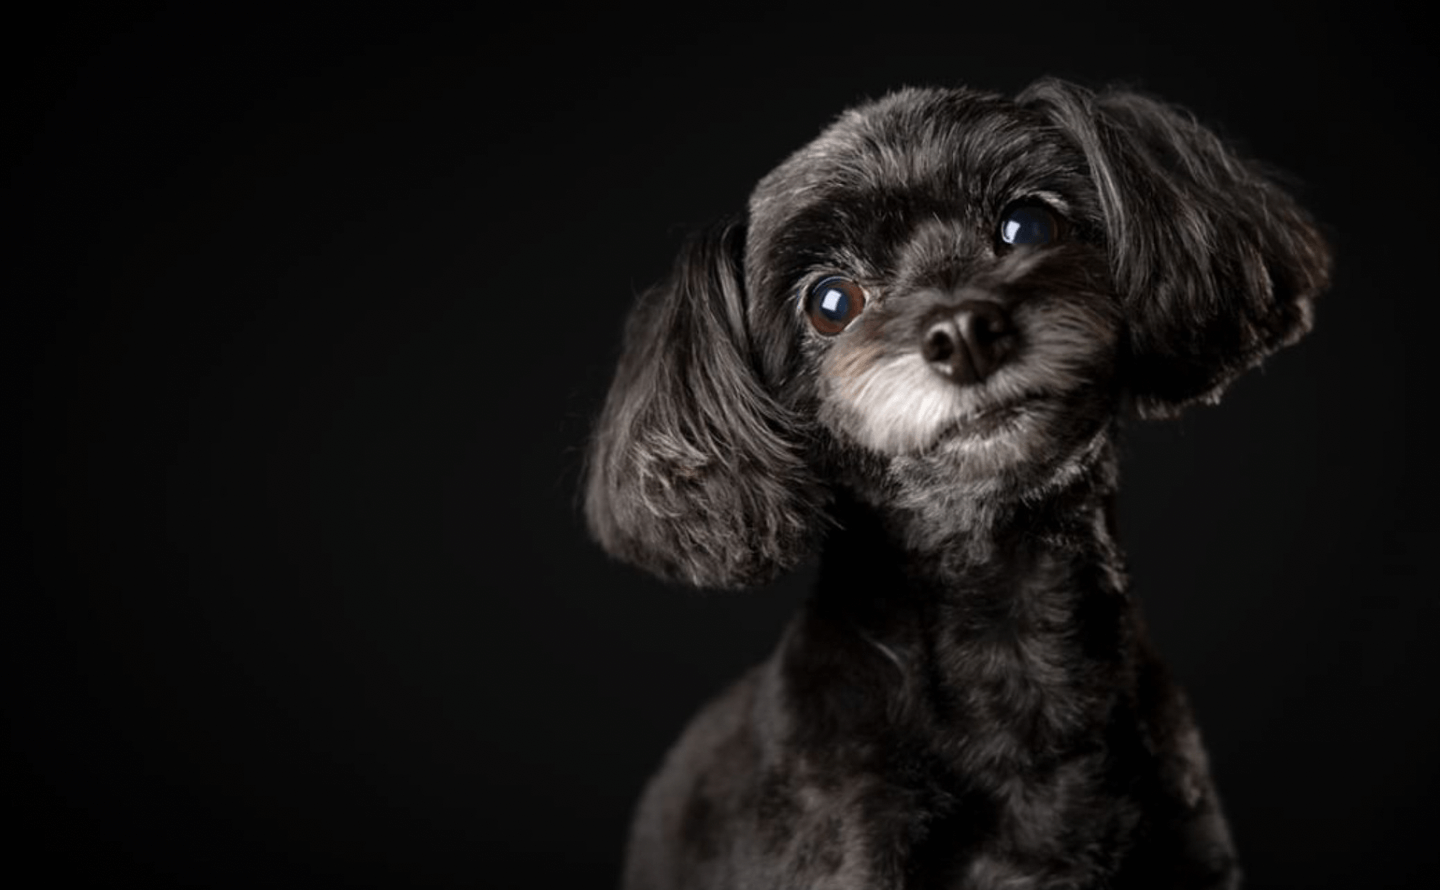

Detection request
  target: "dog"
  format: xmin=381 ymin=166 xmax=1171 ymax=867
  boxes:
xmin=584 ymin=78 xmax=1330 ymax=889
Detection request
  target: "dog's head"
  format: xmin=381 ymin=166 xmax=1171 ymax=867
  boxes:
xmin=585 ymin=79 xmax=1331 ymax=588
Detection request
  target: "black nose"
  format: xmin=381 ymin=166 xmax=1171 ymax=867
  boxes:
xmin=921 ymin=300 xmax=1015 ymax=384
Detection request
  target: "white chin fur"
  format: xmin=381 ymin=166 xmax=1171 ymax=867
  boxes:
xmin=825 ymin=353 xmax=961 ymax=453
xmin=821 ymin=351 xmax=1048 ymax=456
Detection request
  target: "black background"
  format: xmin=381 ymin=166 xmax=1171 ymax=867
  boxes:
xmin=14 ymin=3 xmax=1438 ymax=888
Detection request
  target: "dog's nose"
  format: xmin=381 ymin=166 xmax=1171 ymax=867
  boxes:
xmin=921 ymin=300 xmax=1015 ymax=384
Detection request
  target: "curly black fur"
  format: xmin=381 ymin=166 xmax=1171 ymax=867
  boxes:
xmin=585 ymin=78 xmax=1331 ymax=889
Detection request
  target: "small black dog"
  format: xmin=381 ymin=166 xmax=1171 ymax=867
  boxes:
xmin=586 ymin=78 xmax=1330 ymax=889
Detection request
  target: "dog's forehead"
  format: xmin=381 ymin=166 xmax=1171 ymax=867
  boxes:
xmin=749 ymin=87 xmax=1062 ymax=223
xmin=744 ymin=87 xmax=1081 ymax=292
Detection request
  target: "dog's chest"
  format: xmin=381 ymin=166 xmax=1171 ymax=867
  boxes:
xmin=737 ymin=753 xmax=1123 ymax=889
xmin=756 ymin=545 xmax=1136 ymax=886
xmin=754 ymin=665 xmax=1117 ymax=878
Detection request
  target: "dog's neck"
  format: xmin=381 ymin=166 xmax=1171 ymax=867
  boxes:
xmin=822 ymin=435 xmax=1125 ymax=590
xmin=786 ymin=442 xmax=1139 ymax=780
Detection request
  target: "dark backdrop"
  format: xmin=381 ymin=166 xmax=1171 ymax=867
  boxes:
xmin=14 ymin=4 xmax=1437 ymax=888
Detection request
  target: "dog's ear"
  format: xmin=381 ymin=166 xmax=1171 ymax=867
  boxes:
xmin=1020 ymin=78 xmax=1332 ymax=418
xmin=584 ymin=219 xmax=823 ymax=589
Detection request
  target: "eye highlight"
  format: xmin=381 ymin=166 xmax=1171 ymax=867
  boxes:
xmin=998 ymin=202 xmax=1061 ymax=248
xmin=804 ymin=277 xmax=867 ymax=335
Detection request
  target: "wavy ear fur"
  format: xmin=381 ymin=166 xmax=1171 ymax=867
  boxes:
xmin=1021 ymin=79 xmax=1333 ymax=418
xmin=584 ymin=220 xmax=822 ymax=589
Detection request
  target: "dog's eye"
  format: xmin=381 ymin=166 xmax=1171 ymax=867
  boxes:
xmin=998 ymin=203 xmax=1060 ymax=247
xmin=805 ymin=277 xmax=867 ymax=335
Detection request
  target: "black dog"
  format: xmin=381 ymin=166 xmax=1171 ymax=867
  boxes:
xmin=585 ymin=78 xmax=1330 ymax=889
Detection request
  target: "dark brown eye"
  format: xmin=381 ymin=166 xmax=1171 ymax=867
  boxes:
xmin=805 ymin=277 xmax=867 ymax=335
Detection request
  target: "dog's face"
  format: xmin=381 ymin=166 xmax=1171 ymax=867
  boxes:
xmin=586 ymin=80 xmax=1331 ymax=588
xmin=745 ymin=89 xmax=1122 ymax=494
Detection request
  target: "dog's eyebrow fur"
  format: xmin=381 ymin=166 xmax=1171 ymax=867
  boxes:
xmin=590 ymin=77 xmax=1330 ymax=890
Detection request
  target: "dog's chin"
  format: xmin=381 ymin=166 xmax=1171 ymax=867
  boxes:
xmin=819 ymin=351 xmax=1114 ymax=485
xmin=841 ymin=390 xmax=1105 ymax=490
xmin=908 ymin=396 xmax=1065 ymax=474
xmin=846 ymin=386 xmax=1059 ymax=453
xmin=926 ymin=396 xmax=1053 ymax=449
xmin=906 ymin=393 xmax=1120 ymax=502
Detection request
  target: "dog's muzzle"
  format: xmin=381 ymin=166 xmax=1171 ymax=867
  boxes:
xmin=920 ymin=299 xmax=1015 ymax=384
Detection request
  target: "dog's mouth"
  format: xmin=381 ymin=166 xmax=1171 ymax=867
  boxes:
xmin=932 ymin=394 xmax=1054 ymax=445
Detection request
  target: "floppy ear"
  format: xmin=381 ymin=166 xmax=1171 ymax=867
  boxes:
xmin=1021 ymin=78 xmax=1333 ymax=418
xmin=583 ymin=219 xmax=823 ymax=589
